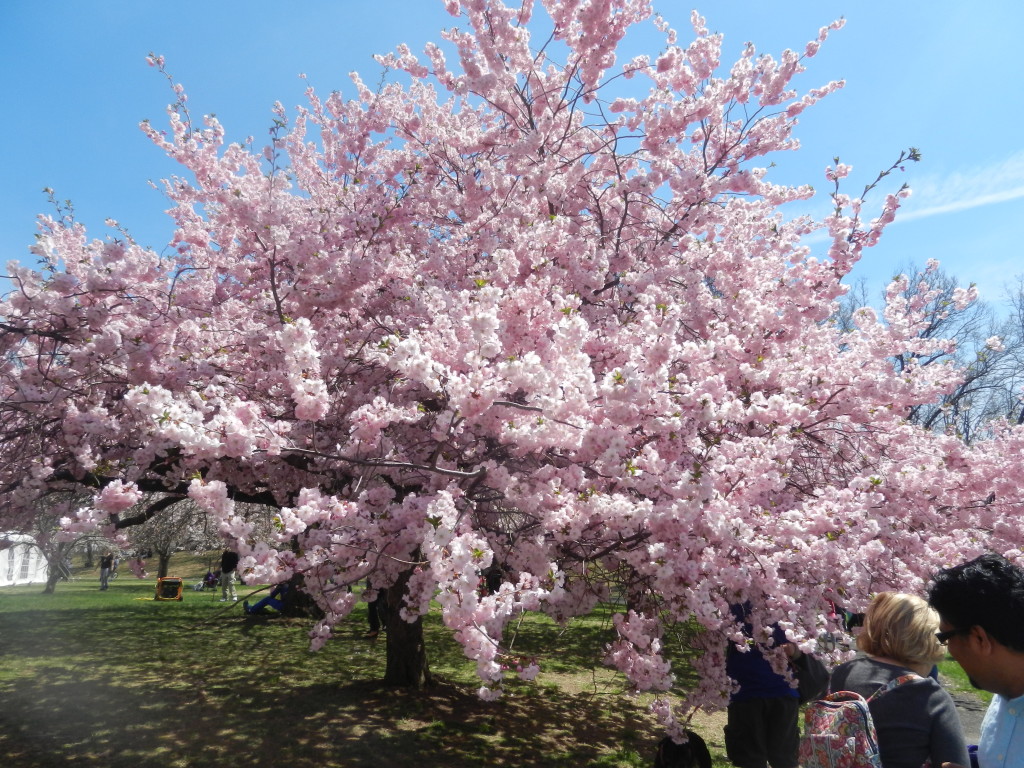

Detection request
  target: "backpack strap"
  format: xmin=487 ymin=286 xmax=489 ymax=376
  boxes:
xmin=867 ymin=673 xmax=924 ymax=703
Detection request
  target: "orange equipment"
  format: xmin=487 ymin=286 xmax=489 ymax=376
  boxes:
xmin=155 ymin=576 xmax=184 ymax=601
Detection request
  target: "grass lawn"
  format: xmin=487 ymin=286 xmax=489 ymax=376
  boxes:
xmin=0 ymin=554 xmax=732 ymax=767
xmin=938 ymin=657 xmax=993 ymax=705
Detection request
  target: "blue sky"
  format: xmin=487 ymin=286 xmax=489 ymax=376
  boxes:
xmin=2 ymin=1 xmax=1022 ymax=307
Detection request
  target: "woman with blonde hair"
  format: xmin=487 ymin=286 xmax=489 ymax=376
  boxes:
xmin=828 ymin=592 xmax=969 ymax=768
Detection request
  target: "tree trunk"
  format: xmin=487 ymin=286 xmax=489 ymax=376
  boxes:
xmin=281 ymin=578 xmax=324 ymax=619
xmin=84 ymin=540 xmax=94 ymax=568
xmin=41 ymin=548 xmax=72 ymax=594
xmin=157 ymin=552 xmax=172 ymax=579
xmin=383 ymin=568 xmax=432 ymax=688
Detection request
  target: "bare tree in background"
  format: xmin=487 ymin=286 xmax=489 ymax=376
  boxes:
xmin=839 ymin=267 xmax=1024 ymax=442
xmin=123 ymin=498 xmax=280 ymax=579
xmin=123 ymin=497 xmax=219 ymax=579
xmin=21 ymin=492 xmax=96 ymax=593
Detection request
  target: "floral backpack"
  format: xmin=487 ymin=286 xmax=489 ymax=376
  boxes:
xmin=799 ymin=674 xmax=922 ymax=768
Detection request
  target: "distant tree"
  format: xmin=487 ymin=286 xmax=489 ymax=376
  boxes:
xmin=839 ymin=264 xmax=1024 ymax=441
xmin=121 ymin=497 xmax=217 ymax=578
xmin=18 ymin=492 xmax=93 ymax=594
xmin=1001 ymin=278 xmax=1024 ymax=426
xmin=3 ymin=0 xmax=1023 ymax=730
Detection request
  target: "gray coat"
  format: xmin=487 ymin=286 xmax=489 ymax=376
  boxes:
xmin=828 ymin=656 xmax=970 ymax=768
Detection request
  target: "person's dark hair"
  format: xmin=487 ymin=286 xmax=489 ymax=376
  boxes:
xmin=928 ymin=553 xmax=1024 ymax=652
xmin=653 ymin=732 xmax=712 ymax=768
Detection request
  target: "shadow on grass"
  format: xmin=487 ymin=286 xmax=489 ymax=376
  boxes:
xmin=0 ymin=581 xmax=698 ymax=767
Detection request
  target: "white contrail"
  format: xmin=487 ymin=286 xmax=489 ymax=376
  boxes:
xmin=898 ymin=185 xmax=1024 ymax=223
xmin=796 ymin=153 xmax=1024 ymax=238
xmin=896 ymin=151 xmax=1024 ymax=223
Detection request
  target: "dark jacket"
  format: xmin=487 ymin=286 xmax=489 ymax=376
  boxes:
xmin=726 ymin=603 xmax=799 ymax=702
xmin=220 ymin=551 xmax=239 ymax=573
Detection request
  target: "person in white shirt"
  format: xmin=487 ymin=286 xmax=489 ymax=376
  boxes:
xmin=928 ymin=553 xmax=1024 ymax=768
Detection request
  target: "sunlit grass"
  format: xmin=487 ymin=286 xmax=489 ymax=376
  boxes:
xmin=0 ymin=555 xmax=733 ymax=767
xmin=938 ymin=656 xmax=994 ymax=705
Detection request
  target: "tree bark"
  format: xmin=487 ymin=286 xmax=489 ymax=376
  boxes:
xmin=281 ymin=576 xmax=324 ymax=619
xmin=157 ymin=552 xmax=172 ymax=579
xmin=41 ymin=546 xmax=73 ymax=594
xmin=383 ymin=567 xmax=432 ymax=688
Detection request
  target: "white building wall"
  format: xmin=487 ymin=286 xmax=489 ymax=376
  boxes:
xmin=0 ymin=536 xmax=49 ymax=586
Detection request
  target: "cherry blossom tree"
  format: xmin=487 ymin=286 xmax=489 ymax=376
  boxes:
xmin=3 ymin=0 xmax=1023 ymax=729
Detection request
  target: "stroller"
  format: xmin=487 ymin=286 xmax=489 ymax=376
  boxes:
xmin=193 ymin=570 xmax=220 ymax=592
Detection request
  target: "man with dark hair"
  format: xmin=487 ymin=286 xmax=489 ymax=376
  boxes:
xmin=928 ymin=553 xmax=1024 ymax=768
xmin=219 ymin=549 xmax=240 ymax=603
xmin=98 ymin=551 xmax=114 ymax=590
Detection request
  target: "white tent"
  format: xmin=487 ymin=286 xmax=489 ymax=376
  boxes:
xmin=0 ymin=534 xmax=49 ymax=587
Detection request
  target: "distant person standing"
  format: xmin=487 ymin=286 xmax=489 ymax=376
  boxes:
xmin=725 ymin=603 xmax=801 ymax=768
xmin=98 ymin=551 xmax=114 ymax=590
xmin=364 ymin=586 xmax=388 ymax=639
xmin=219 ymin=549 xmax=239 ymax=602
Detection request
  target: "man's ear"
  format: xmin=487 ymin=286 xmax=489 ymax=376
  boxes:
xmin=970 ymin=624 xmax=995 ymax=655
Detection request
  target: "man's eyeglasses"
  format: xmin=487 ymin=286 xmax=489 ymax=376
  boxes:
xmin=935 ymin=628 xmax=968 ymax=646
